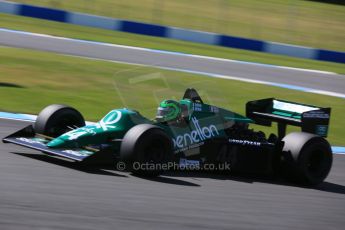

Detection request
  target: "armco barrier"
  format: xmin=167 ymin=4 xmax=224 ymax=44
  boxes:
xmin=0 ymin=0 xmax=344 ymax=64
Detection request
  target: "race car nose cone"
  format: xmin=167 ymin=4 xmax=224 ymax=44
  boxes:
xmin=47 ymin=138 xmax=65 ymax=148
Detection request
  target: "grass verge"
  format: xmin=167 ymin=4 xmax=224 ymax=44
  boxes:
xmin=11 ymin=0 xmax=345 ymax=51
xmin=0 ymin=46 xmax=344 ymax=145
xmin=1 ymin=14 xmax=344 ymax=74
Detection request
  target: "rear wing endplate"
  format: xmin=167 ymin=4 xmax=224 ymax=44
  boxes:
xmin=246 ymin=98 xmax=331 ymax=138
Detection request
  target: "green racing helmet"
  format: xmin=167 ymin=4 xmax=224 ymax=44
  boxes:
xmin=156 ymin=100 xmax=181 ymax=122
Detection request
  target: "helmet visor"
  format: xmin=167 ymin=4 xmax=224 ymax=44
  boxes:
xmin=156 ymin=107 xmax=173 ymax=119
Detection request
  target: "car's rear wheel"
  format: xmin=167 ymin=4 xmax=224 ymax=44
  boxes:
xmin=281 ymin=132 xmax=332 ymax=186
xmin=120 ymin=124 xmax=173 ymax=176
xmin=34 ymin=104 xmax=85 ymax=137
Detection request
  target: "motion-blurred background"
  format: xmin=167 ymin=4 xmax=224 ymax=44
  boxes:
xmin=0 ymin=0 xmax=344 ymax=145
xmin=11 ymin=0 xmax=345 ymax=51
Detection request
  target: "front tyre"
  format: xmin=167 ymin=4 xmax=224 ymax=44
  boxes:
xmin=120 ymin=124 xmax=173 ymax=176
xmin=34 ymin=104 xmax=85 ymax=137
xmin=281 ymin=132 xmax=332 ymax=186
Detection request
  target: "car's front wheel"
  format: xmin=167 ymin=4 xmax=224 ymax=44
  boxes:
xmin=34 ymin=104 xmax=85 ymax=137
xmin=120 ymin=124 xmax=173 ymax=176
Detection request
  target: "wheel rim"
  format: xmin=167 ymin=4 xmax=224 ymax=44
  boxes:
xmin=143 ymin=139 xmax=166 ymax=163
xmin=306 ymin=149 xmax=330 ymax=179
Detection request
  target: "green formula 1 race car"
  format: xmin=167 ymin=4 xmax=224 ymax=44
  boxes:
xmin=3 ymin=88 xmax=333 ymax=185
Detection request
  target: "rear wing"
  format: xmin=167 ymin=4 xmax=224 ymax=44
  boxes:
xmin=246 ymin=98 xmax=331 ymax=138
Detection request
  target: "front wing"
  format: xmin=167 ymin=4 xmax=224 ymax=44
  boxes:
xmin=2 ymin=125 xmax=108 ymax=162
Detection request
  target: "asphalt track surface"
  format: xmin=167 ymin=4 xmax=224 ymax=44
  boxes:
xmin=1 ymin=119 xmax=345 ymax=230
xmin=0 ymin=29 xmax=345 ymax=96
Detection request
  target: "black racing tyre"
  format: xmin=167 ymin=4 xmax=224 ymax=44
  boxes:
xmin=120 ymin=124 xmax=173 ymax=176
xmin=281 ymin=132 xmax=332 ymax=186
xmin=34 ymin=104 xmax=85 ymax=137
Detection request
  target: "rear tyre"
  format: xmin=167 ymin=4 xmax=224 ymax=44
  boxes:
xmin=120 ymin=124 xmax=173 ymax=176
xmin=34 ymin=104 xmax=85 ymax=137
xmin=281 ymin=132 xmax=332 ymax=186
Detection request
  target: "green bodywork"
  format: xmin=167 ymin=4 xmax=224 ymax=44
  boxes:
xmin=47 ymin=99 xmax=252 ymax=153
